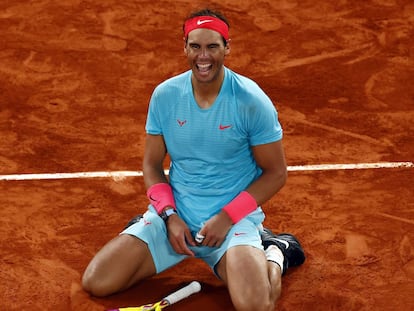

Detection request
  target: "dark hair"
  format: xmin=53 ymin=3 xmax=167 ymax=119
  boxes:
xmin=183 ymin=8 xmax=230 ymax=46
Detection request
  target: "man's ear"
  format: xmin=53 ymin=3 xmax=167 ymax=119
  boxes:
xmin=225 ymin=39 xmax=231 ymax=56
xmin=183 ymin=37 xmax=187 ymax=54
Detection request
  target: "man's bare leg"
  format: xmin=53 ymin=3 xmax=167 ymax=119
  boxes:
xmin=82 ymin=234 xmax=156 ymax=297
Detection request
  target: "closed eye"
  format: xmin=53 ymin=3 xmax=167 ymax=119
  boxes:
xmin=189 ymin=43 xmax=200 ymax=49
xmin=208 ymin=44 xmax=220 ymax=49
xmin=188 ymin=43 xmax=221 ymax=50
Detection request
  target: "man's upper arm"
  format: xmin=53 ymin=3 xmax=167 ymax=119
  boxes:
xmin=252 ymin=140 xmax=287 ymax=174
xmin=143 ymin=134 xmax=168 ymax=186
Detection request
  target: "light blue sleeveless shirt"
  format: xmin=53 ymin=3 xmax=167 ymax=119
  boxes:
xmin=145 ymin=67 xmax=283 ymax=231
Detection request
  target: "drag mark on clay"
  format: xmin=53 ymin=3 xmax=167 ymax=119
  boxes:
xmin=276 ymin=43 xmax=374 ymax=71
xmin=376 ymin=212 xmax=414 ymax=226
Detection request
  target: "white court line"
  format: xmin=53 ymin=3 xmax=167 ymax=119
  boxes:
xmin=0 ymin=161 xmax=412 ymax=181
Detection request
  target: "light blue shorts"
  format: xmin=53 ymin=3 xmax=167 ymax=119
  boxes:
xmin=121 ymin=207 xmax=265 ymax=275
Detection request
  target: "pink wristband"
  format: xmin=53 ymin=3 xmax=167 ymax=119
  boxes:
xmin=223 ymin=191 xmax=257 ymax=224
xmin=146 ymin=183 xmax=176 ymax=214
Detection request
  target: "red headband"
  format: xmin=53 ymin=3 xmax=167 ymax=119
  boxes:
xmin=184 ymin=16 xmax=229 ymax=40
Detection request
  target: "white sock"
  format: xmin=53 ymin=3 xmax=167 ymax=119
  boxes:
xmin=265 ymin=245 xmax=285 ymax=273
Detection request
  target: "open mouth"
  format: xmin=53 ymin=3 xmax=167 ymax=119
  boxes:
xmin=196 ymin=63 xmax=212 ymax=73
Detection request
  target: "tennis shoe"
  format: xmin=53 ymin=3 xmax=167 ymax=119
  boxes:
xmin=123 ymin=214 xmax=143 ymax=230
xmin=261 ymin=227 xmax=305 ymax=274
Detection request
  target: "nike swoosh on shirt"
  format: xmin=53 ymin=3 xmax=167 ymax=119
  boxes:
xmin=197 ymin=19 xmax=213 ymax=25
xmin=275 ymin=238 xmax=289 ymax=249
xmin=219 ymin=124 xmax=232 ymax=130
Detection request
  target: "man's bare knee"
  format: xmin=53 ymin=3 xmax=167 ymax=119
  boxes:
xmin=231 ymin=289 xmax=276 ymax=311
xmin=82 ymin=265 xmax=112 ymax=297
xmin=81 ymin=235 xmax=155 ymax=297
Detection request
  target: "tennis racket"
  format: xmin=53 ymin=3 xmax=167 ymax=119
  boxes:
xmin=107 ymin=281 xmax=201 ymax=311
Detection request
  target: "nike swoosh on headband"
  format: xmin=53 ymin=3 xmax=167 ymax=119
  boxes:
xmin=197 ymin=19 xmax=213 ymax=25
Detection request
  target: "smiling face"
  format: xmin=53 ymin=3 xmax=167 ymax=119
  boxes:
xmin=184 ymin=28 xmax=230 ymax=85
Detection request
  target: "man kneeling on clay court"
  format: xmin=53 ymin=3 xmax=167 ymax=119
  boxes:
xmin=82 ymin=8 xmax=305 ymax=311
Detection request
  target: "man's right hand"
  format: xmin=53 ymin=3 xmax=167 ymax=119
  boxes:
xmin=166 ymin=214 xmax=196 ymax=256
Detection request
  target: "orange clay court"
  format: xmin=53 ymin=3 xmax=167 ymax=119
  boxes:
xmin=0 ymin=1 xmax=413 ymax=310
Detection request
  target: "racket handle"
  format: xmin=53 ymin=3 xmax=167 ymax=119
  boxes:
xmin=163 ymin=281 xmax=201 ymax=305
